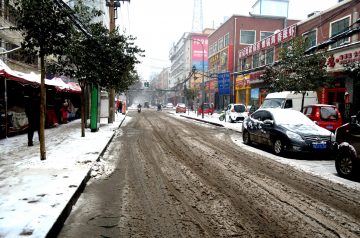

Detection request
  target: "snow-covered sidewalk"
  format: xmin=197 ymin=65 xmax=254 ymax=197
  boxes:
xmin=0 ymin=113 xmax=126 ymax=238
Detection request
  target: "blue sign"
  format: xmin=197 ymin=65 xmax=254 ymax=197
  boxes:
xmin=192 ymin=61 xmax=208 ymax=72
xmin=218 ymin=72 xmax=230 ymax=95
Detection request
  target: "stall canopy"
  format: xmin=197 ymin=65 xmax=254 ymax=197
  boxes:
xmin=0 ymin=59 xmax=81 ymax=93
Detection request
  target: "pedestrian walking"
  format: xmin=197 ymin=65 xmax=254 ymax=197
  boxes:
xmin=25 ymin=91 xmax=40 ymax=146
xmin=117 ymin=100 xmax=122 ymax=114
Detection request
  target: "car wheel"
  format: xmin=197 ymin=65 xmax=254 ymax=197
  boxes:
xmin=219 ymin=115 xmax=224 ymax=121
xmin=335 ymin=147 xmax=357 ymax=179
xmin=243 ymin=130 xmax=251 ymax=145
xmin=273 ymin=139 xmax=284 ymax=155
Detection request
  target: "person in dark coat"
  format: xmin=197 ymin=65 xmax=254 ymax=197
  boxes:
xmin=25 ymin=91 xmax=40 ymax=146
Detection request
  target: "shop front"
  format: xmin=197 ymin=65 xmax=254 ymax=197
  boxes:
xmin=326 ymin=44 xmax=360 ymax=122
xmin=235 ymin=74 xmax=250 ymax=106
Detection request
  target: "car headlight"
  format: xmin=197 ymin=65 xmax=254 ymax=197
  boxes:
xmin=286 ymin=131 xmax=304 ymax=142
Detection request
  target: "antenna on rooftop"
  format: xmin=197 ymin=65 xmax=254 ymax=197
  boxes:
xmin=192 ymin=0 xmax=203 ymax=32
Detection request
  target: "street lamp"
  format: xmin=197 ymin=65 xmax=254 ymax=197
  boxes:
xmin=183 ymin=37 xmax=205 ymax=119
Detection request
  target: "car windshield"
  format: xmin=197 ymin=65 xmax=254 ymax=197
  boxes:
xmin=320 ymin=107 xmax=338 ymax=121
xmin=177 ymin=103 xmax=185 ymax=107
xmin=203 ymin=104 xmax=210 ymax=109
xmin=272 ymin=110 xmax=314 ymax=125
xmin=234 ymin=104 xmax=246 ymax=112
xmin=262 ymin=99 xmax=285 ymax=108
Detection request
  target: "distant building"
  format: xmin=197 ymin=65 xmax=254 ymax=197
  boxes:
xmin=169 ymin=29 xmax=214 ymax=105
xmin=208 ymin=14 xmax=299 ymax=109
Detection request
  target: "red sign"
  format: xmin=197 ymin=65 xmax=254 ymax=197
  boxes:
xmin=192 ymin=35 xmax=208 ymax=61
xmin=240 ymin=24 xmax=296 ymax=58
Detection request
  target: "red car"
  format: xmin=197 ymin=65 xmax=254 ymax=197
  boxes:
xmin=175 ymin=103 xmax=186 ymax=113
xmin=302 ymin=104 xmax=342 ymax=132
xmin=197 ymin=103 xmax=214 ymax=115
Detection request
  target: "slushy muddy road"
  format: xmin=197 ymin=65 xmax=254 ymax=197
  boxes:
xmin=59 ymin=109 xmax=360 ymax=238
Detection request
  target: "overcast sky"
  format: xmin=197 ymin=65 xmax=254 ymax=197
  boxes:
xmin=116 ymin=0 xmax=339 ymax=81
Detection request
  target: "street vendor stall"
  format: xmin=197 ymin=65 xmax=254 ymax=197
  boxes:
xmin=0 ymin=60 xmax=81 ymax=138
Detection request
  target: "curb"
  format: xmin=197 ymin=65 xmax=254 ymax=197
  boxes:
xmin=45 ymin=114 xmax=127 ymax=238
xmin=180 ymin=114 xmax=224 ymax=127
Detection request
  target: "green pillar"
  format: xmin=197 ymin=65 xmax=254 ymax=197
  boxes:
xmin=90 ymin=84 xmax=99 ymax=132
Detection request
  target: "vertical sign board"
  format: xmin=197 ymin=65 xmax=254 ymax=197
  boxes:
xmin=218 ymin=72 xmax=230 ymax=96
xmin=191 ymin=35 xmax=208 ymax=72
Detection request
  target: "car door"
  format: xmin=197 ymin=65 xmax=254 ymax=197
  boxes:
xmin=248 ymin=111 xmax=264 ymax=144
xmin=258 ymin=111 xmax=274 ymax=146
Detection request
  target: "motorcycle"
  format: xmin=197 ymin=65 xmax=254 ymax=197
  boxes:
xmin=137 ymin=107 xmax=141 ymax=113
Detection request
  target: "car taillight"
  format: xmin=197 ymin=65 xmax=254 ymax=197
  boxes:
xmin=315 ymin=108 xmax=320 ymax=119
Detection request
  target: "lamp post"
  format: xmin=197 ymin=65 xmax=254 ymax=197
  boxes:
xmin=184 ymin=37 xmax=205 ymax=119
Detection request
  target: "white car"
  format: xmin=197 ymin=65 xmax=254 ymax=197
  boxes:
xmin=166 ymin=103 xmax=174 ymax=109
xmin=225 ymin=103 xmax=248 ymax=123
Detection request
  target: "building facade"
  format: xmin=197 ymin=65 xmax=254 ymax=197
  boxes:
xmin=169 ymin=30 xmax=212 ymax=107
xmin=208 ymin=14 xmax=299 ymax=110
xmin=237 ymin=0 xmax=360 ymax=121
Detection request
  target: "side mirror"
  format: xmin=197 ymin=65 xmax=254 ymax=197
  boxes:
xmin=350 ymin=115 xmax=357 ymax=124
xmin=263 ymin=119 xmax=274 ymax=126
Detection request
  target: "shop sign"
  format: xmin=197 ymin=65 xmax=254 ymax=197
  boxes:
xmin=240 ymin=24 xmax=296 ymax=58
xmin=249 ymin=70 xmax=265 ymax=80
xmin=218 ymin=72 xmax=231 ymax=95
xmin=327 ymin=48 xmax=360 ymax=71
xmin=236 ymin=75 xmax=250 ymax=87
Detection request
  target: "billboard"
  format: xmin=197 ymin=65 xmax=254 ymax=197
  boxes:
xmin=191 ymin=35 xmax=208 ymax=72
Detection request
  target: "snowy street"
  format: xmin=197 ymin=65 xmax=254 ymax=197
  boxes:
xmin=59 ymin=109 xmax=360 ymax=237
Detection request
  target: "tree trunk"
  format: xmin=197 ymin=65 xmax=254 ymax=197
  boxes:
xmin=80 ymin=86 xmax=85 ymax=137
xmin=108 ymin=88 xmax=115 ymax=123
xmin=39 ymin=54 xmax=46 ymax=160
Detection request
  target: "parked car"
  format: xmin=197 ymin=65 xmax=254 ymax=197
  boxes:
xmin=166 ymin=103 xmax=174 ymax=109
xmin=242 ymin=108 xmax=334 ymax=155
xmin=175 ymin=103 xmax=186 ymax=113
xmin=261 ymin=91 xmax=318 ymax=111
xmin=198 ymin=103 xmax=214 ymax=115
xmin=225 ymin=103 xmax=248 ymax=123
xmin=333 ymin=113 xmax=360 ymax=179
xmin=303 ymin=104 xmax=342 ymax=132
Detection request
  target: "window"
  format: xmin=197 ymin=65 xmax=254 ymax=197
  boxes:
xmin=265 ymin=48 xmax=274 ymax=64
xmin=224 ymin=33 xmax=230 ymax=46
xmin=260 ymin=31 xmax=273 ymax=40
xmin=240 ymin=30 xmax=256 ymax=44
xmin=218 ymin=37 xmax=224 ymax=50
xmin=303 ymin=30 xmax=317 ymax=49
xmin=330 ymin=16 xmax=350 ymax=48
xmin=252 ymin=53 xmax=260 ymax=68
xmin=214 ymin=42 xmax=218 ymax=53
xmin=282 ymin=40 xmax=291 ymax=49
xmin=240 ymin=58 xmax=247 ymax=71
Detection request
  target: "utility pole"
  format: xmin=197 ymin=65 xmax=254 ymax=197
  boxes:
xmin=107 ymin=0 xmax=130 ymax=123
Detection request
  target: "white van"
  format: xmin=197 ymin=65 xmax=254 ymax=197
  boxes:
xmin=261 ymin=91 xmax=318 ymax=111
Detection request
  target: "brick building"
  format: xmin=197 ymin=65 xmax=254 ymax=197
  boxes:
xmin=208 ymin=15 xmax=299 ymax=110
xmin=237 ymin=0 xmax=360 ymax=121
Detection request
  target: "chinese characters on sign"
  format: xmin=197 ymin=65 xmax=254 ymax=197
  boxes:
xmin=218 ymin=72 xmax=231 ymax=95
xmin=239 ymin=24 xmax=297 ymax=58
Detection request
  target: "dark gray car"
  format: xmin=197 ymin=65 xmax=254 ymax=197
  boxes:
xmin=242 ymin=108 xmax=334 ymax=155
